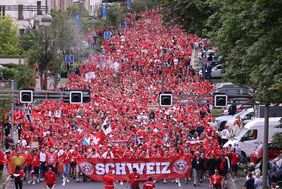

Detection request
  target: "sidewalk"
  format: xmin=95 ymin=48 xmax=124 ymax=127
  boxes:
xmin=0 ymin=168 xmax=10 ymax=189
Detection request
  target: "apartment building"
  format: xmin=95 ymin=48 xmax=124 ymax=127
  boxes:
xmin=0 ymin=0 xmax=102 ymax=35
xmin=0 ymin=0 xmax=51 ymax=35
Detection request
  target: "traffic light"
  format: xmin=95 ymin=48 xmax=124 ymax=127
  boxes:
xmin=70 ymin=91 xmax=83 ymax=104
xmin=159 ymin=93 xmax=173 ymax=107
xmin=20 ymin=90 xmax=33 ymax=103
xmin=214 ymin=95 xmax=228 ymax=107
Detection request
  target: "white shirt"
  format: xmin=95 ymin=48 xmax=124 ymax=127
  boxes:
xmin=221 ymin=129 xmax=230 ymax=139
xmin=39 ymin=152 xmax=46 ymax=162
xmin=102 ymin=151 xmax=114 ymax=159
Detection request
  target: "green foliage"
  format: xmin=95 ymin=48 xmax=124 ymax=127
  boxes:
xmin=0 ymin=65 xmax=35 ymax=89
xmin=131 ymin=0 xmax=147 ymax=13
xmin=0 ymin=15 xmax=20 ymax=56
xmin=160 ymin=0 xmax=215 ymax=36
xmin=272 ymin=132 xmax=282 ymax=149
xmin=66 ymin=4 xmax=89 ymax=17
xmin=208 ymin=0 xmax=282 ymax=103
xmin=0 ymin=67 xmax=15 ymax=80
xmin=14 ymin=65 xmax=35 ymax=89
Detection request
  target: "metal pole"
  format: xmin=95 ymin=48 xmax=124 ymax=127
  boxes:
xmin=106 ymin=0 xmax=108 ymax=30
xmin=10 ymin=81 xmax=15 ymax=139
xmin=161 ymin=52 xmax=165 ymax=92
xmin=45 ymin=0 xmax=48 ymax=13
xmin=262 ymin=103 xmax=269 ymax=188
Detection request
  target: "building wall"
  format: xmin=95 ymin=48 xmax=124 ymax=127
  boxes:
xmin=0 ymin=0 xmax=51 ymax=35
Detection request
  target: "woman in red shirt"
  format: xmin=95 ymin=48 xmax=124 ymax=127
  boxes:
xmin=13 ymin=165 xmax=25 ymax=189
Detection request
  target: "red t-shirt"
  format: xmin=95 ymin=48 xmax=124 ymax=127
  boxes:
xmin=231 ymin=152 xmax=240 ymax=165
xmin=143 ymin=181 xmax=156 ymax=189
xmin=210 ymin=174 xmax=223 ymax=186
xmin=62 ymin=152 xmax=71 ymax=164
xmin=129 ymin=172 xmax=141 ymax=187
xmin=44 ymin=171 xmax=56 ymax=185
xmin=103 ymin=174 xmax=115 ymax=189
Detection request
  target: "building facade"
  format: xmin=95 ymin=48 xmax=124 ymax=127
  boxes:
xmin=0 ymin=0 xmax=51 ymax=35
xmin=0 ymin=0 xmax=102 ymax=35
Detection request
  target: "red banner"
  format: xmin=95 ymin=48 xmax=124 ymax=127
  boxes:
xmin=7 ymin=154 xmax=28 ymax=174
xmin=76 ymin=156 xmax=192 ymax=181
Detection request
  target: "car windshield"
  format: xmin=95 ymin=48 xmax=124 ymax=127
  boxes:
xmin=234 ymin=128 xmax=248 ymax=140
xmin=233 ymin=112 xmax=242 ymax=117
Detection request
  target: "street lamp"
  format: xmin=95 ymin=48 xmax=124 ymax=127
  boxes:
xmin=41 ymin=14 xmax=53 ymax=26
xmin=39 ymin=0 xmax=53 ymax=90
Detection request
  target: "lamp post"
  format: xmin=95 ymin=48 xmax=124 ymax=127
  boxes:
xmin=40 ymin=0 xmax=53 ymax=90
xmin=161 ymin=48 xmax=167 ymax=92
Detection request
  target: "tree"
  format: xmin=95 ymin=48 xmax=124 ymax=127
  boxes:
xmin=22 ymin=10 xmax=81 ymax=90
xmin=159 ymin=0 xmax=215 ymax=36
xmin=0 ymin=15 xmax=20 ymax=56
xmin=207 ymin=1 xmax=282 ymax=187
xmin=14 ymin=65 xmax=35 ymax=89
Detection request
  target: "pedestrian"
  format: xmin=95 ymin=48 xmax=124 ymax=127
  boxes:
xmin=143 ymin=176 xmax=155 ymax=189
xmin=103 ymin=170 xmax=115 ymax=189
xmin=0 ymin=148 xmax=6 ymax=177
xmin=39 ymin=148 xmax=47 ymax=182
xmin=209 ymin=169 xmax=223 ymax=189
xmin=244 ymin=172 xmax=255 ymax=189
xmin=254 ymin=172 xmax=262 ymax=189
xmin=127 ymin=168 xmax=141 ymax=189
xmin=206 ymin=153 xmax=218 ymax=177
xmin=191 ymin=152 xmax=204 ymax=187
xmin=44 ymin=167 xmax=56 ymax=189
xmin=13 ymin=165 xmax=25 ymax=189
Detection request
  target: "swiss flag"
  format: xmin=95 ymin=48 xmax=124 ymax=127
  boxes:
xmin=92 ymin=131 xmax=106 ymax=146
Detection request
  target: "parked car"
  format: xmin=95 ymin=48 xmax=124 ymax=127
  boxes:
xmin=224 ymin=117 xmax=282 ymax=158
xmin=199 ymin=64 xmax=222 ymax=79
xmin=225 ymin=108 xmax=255 ymax=135
xmin=215 ymin=111 xmax=242 ymax=131
xmin=250 ymin=142 xmax=282 ymax=164
xmin=214 ymin=82 xmax=252 ymax=97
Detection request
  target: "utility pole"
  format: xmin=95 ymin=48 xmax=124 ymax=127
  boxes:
xmin=161 ymin=48 xmax=166 ymax=92
xmin=10 ymin=81 xmax=15 ymax=140
xmin=262 ymin=103 xmax=269 ymax=188
xmin=105 ymin=0 xmax=108 ymax=30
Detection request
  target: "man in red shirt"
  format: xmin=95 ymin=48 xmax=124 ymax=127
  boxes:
xmin=127 ymin=168 xmax=141 ymax=189
xmin=44 ymin=167 xmax=56 ymax=189
xmin=143 ymin=176 xmax=155 ymax=189
xmin=103 ymin=170 xmax=115 ymax=189
xmin=210 ymin=169 xmax=223 ymax=189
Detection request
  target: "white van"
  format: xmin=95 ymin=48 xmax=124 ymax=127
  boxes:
xmin=223 ymin=117 xmax=282 ymax=157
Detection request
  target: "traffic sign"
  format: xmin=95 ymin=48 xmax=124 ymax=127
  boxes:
xmin=102 ymin=3 xmax=107 ymax=19
xmin=65 ymin=55 xmax=74 ymax=65
xmin=103 ymin=31 xmax=112 ymax=40
xmin=127 ymin=0 xmax=132 ymax=10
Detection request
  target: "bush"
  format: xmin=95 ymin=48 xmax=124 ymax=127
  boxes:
xmin=0 ymin=67 xmax=15 ymax=80
xmin=61 ymin=69 xmax=68 ymax=78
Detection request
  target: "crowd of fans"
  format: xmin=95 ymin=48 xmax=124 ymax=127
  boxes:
xmin=0 ymin=9 xmax=256 ymax=189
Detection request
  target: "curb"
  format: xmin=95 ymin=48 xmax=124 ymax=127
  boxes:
xmin=1 ymin=175 xmax=10 ymax=189
xmin=227 ymin=177 xmax=239 ymax=189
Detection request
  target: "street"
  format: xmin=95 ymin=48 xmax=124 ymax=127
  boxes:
xmin=7 ymin=178 xmax=211 ymax=189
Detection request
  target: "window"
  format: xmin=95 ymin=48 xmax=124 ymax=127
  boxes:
xmin=37 ymin=1 xmax=42 ymax=15
xmin=19 ymin=29 xmax=25 ymax=36
xmin=0 ymin=6 xmax=6 ymax=16
xmin=241 ymin=130 xmax=257 ymax=141
xmin=18 ymin=4 xmax=24 ymax=20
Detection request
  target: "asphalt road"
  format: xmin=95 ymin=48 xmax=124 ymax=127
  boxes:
xmin=7 ymin=178 xmax=211 ymax=189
